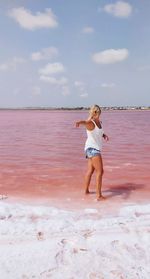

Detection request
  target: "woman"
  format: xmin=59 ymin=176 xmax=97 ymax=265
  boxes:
xmin=76 ymin=105 xmax=109 ymax=201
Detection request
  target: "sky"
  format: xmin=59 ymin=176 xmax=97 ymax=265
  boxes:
xmin=0 ymin=0 xmax=150 ymax=108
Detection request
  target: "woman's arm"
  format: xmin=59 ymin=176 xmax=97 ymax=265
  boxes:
xmin=76 ymin=120 xmax=94 ymax=130
xmin=76 ymin=120 xmax=86 ymax=127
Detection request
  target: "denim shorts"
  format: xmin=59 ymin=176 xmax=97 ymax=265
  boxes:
xmin=85 ymin=148 xmax=101 ymax=159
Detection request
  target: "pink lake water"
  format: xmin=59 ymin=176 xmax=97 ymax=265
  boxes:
xmin=0 ymin=110 xmax=150 ymax=211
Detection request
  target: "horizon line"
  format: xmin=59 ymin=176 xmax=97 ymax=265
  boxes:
xmin=0 ymin=106 xmax=149 ymax=110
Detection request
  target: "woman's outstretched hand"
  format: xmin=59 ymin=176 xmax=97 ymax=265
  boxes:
xmin=75 ymin=121 xmax=80 ymax=127
xmin=103 ymin=134 xmax=109 ymax=141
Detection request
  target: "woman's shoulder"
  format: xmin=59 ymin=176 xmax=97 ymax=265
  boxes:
xmin=86 ymin=120 xmax=95 ymax=130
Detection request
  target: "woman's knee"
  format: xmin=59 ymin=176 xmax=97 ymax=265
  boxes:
xmin=87 ymin=169 xmax=94 ymax=177
xmin=96 ymin=169 xmax=103 ymax=177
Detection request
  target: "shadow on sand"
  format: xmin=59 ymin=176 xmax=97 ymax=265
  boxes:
xmin=104 ymin=183 xmax=145 ymax=200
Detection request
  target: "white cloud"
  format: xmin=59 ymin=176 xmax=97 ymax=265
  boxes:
xmin=8 ymin=7 xmax=58 ymax=30
xmin=82 ymin=26 xmax=94 ymax=34
xmin=40 ymin=75 xmax=68 ymax=86
xmin=31 ymin=47 xmax=58 ymax=61
xmin=101 ymin=83 xmax=116 ymax=88
xmin=74 ymin=81 xmax=85 ymax=89
xmin=0 ymin=56 xmax=26 ymax=71
xmin=92 ymin=48 xmax=129 ymax=64
xmin=102 ymin=1 xmax=132 ymax=18
xmin=137 ymin=65 xmax=150 ymax=72
xmin=0 ymin=64 xmax=8 ymax=71
xmin=74 ymin=81 xmax=84 ymax=86
xmin=13 ymin=57 xmax=26 ymax=64
xmin=62 ymin=86 xmax=70 ymax=96
xmin=13 ymin=88 xmax=21 ymax=96
xmin=39 ymin=62 xmax=69 ymax=95
xmin=39 ymin=63 xmax=65 ymax=75
xmin=80 ymin=93 xmax=88 ymax=98
xmin=31 ymin=86 xmax=41 ymax=96
xmin=74 ymin=81 xmax=88 ymax=97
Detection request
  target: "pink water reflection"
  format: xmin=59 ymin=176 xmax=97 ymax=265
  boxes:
xmin=0 ymin=110 xmax=150 ymax=210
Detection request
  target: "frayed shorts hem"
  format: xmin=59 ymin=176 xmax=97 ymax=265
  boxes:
xmin=85 ymin=147 xmax=101 ymax=159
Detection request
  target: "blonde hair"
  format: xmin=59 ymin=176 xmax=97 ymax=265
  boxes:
xmin=88 ymin=104 xmax=101 ymax=120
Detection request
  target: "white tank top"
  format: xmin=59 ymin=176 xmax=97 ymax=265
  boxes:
xmin=84 ymin=120 xmax=104 ymax=151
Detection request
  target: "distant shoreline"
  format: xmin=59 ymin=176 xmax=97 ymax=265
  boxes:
xmin=0 ymin=106 xmax=149 ymax=111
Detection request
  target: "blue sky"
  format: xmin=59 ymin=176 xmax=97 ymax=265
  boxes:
xmin=0 ymin=0 xmax=150 ymax=107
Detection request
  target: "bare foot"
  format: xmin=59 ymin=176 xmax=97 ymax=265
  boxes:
xmin=85 ymin=189 xmax=90 ymax=194
xmin=97 ymin=195 xmax=106 ymax=201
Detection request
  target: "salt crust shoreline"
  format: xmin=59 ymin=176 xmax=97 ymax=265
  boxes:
xmin=0 ymin=201 xmax=150 ymax=279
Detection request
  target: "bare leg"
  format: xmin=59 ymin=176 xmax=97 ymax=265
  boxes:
xmin=84 ymin=159 xmax=94 ymax=194
xmin=91 ymin=155 xmax=105 ymax=200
